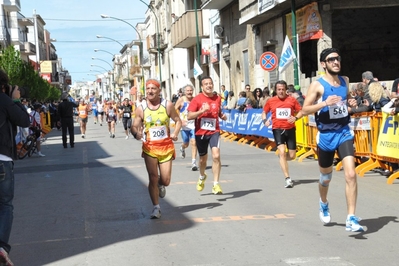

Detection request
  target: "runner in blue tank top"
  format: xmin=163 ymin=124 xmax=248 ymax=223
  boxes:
xmin=302 ymin=48 xmax=364 ymax=232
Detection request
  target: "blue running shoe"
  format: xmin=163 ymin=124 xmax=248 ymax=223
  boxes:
xmin=319 ymin=200 xmax=331 ymax=224
xmin=346 ymin=216 xmax=364 ymax=232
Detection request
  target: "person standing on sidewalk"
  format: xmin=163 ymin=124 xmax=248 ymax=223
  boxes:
xmin=174 ymin=84 xmax=198 ymax=171
xmin=57 ymin=93 xmax=79 ymax=148
xmin=0 ymin=70 xmax=31 ymax=266
xmin=262 ymin=80 xmax=303 ymax=188
xmin=187 ymin=76 xmax=227 ymax=195
xmin=302 ymin=47 xmax=364 ymax=232
xmin=131 ymin=79 xmax=181 ymax=219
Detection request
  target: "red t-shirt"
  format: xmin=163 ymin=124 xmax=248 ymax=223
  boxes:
xmin=263 ymin=96 xmax=301 ymax=130
xmin=188 ymin=93 xmax=221 ymax=135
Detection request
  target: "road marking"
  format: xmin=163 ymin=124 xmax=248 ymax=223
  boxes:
xmin=174 ymin=180 xmax=233 ymax=185
xmin=160 ymin=213 xmax=295 ymax=224
xmin=283 ymin=257 xmax=356 ymax=265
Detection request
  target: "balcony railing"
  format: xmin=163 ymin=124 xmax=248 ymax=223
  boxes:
xmin=171 ymin=10 xmax=208 ymax=48
xmin=19 ymin=42 xmax=36 ymax=55
xmin=146 ymin=33 xmax=167 ymax=54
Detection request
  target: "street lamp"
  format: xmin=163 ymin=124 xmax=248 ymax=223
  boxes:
xmin=139 ymin=0 xmax=162 ymax=85
xmin=96 ymin=35 xmax=124 ymax=47
xmin=94 ymin=49 xmax=115 ymax=57
xmin=97 ymin=34 xmax=130 ymax=93
xmin=92 ymin=57 xmax=113 ymax=69
xmin=91 ymin=64 xmax=110 ymax=73
xmin=101 ymin=14 xmax=145 ymax=94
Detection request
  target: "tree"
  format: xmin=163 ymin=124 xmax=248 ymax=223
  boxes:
xmin=0 ymin=46 xmax=60 ymax=101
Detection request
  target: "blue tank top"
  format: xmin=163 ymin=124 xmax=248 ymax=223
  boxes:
xmin=315 ymin=76 xmax=350 ymax=132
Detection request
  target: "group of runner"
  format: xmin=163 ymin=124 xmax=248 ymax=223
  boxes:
xmin=132 ymin=48 xmax=364 ymax=233
xmin=75 ymin=98 xmax=138 ymax=139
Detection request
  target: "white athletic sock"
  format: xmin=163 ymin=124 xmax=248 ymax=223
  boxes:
xmin=154 ymin=204 xmax=160 ymax=209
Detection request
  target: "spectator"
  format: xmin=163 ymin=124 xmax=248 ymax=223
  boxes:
xmin=258 ymin=87 xmax=271 ymax=108
xmin=58 ymin=93 xmax=79 ymax=148
xmin=245 ymin=91 xmax=257 ymax=109
xmin=287 ymin=86 xmax=305 ymax=107
xmin=252 ymin=88 xmax=263 ymax=108
xmin=245 ymin=84 xmax=251 ymax=92
xmin=390 ymin=78 xmax=399 ymax=99
xmin=236 ymin=91 xmax=247 ymax=111
xmin=349 ymin=83 xmax=369 ymax=114
xmin=369 ymin=82 xmax=390 ymax=112
xmin=0 ymin=72 xmax=31 ymax=266
xmin=224 ymin=91 xmax=237 ymax=110
xmin=30 ymin=103 xmax=46 ymax=157
xmin=221 ymin=85 xmax=228 ymax=107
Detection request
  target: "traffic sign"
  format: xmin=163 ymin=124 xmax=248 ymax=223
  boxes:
xmin=260 ymin=52 xmax=278 ymax=71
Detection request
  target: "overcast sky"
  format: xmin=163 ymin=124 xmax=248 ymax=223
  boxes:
xmin=21 ymin=0 xmax=148 ymax=84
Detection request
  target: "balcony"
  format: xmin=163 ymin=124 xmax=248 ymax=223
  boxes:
xmin=171 ymin=10 xmax=209 ymax=49
xmin=201 ymin=0 xmax=235 ymax=10
xmin=3 ymin=0 xmax=21 ymax=12
xmin=146 ymin=33 xmax=168 ymax=54
xmin=19 ymin=42 xmax=36 ymax=55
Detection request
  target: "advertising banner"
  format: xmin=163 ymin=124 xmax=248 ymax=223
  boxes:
xmin=220 ymin=109 xmax=274 ymax=139
xmin=376 ymin=113 xmax=399 ymax=159
xmin=286 ymin=2 xmax=323 ymax=43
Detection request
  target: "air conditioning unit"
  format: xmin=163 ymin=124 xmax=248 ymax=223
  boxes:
xmin=214 ymin=25 xmax=224 ymax=39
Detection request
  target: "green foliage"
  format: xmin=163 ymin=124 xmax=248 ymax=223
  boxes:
xmin=0 ymin=46 xmax=61 ymax=101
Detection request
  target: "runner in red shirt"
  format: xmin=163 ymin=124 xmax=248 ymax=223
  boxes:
xmin=262 ymin=80 xmax=303 ymax=188
xmin=187 ymin=76 xmax=227 ymax=194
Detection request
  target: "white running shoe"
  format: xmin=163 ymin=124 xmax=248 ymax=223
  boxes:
xmin=180 ymin=146 xmax=185 ymax=159
xmin=319 ymin=200 xmax=331 ymax=224
xmin=150 ymin=207 xmax=161 ymax=219
xmin=37 ymin=152 xmax=45 ymax=157
xmin=125 ymin=135 xmax=129 ymax=140
xmin=284 ymin=177 xmax=294 ymax=188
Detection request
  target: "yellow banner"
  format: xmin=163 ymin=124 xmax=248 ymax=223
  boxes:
xmin=376 ymin=112 xmax=399 ymax=159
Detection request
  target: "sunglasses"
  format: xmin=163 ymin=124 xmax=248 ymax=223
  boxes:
xmin=325 ymin=56 xmax=341 ymax=63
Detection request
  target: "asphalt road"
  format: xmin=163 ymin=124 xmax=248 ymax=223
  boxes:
xmin=9 ymin=117 xmax=399 ymax=266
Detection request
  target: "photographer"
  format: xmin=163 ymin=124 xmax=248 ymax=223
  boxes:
xmin=0 ymin=69 xmax=30 ymax=266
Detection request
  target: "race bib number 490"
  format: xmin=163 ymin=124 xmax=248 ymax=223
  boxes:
xmin=200 ymin=118 xmax=216 ymax=131
xmin=149 ymin=126 xmax=167 ymax=141
xmin=276 ymin=108 xmax=291 ymax=119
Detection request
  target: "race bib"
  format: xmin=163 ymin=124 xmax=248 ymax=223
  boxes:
xmin=79 ymin=110 xmax=86 ymax=115
xmin=123 ymin=112 xmax=131 ymax=118
xmin=276 ymin=108 xmax=291 ymax=119
xmin=149 ymin=126 xmax=167 ymax=141
xmin=328 ymin=101 xmax=348 ymax=119
xmin=200 ymin=118 xmax=216 ymax=131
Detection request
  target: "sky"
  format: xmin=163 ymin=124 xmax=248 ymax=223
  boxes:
xmin=21 ymin=0 xmax=148 ymax=84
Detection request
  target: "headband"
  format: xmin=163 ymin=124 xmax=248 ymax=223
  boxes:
xmin=320 ymin=48 xmax=340 ymax=62
xmin=146 ymin=79 xmax=160 ymax=88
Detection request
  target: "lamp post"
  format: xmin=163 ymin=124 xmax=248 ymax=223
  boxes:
xmin=94 ymin=49 xmax=115 ymax=57
xmin=92 ymin=57 xmax=113 ymax=69
xmin=139 ymin=0 xmax=162 ymax=86
xmin=96 ymin=35 xmax=130 ymax=97
xmin=101 ymin=14 xmax=145 ymax=95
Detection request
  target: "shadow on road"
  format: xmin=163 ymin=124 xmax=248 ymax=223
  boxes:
xmin=11 ymin=130 xmax=195 ymax=266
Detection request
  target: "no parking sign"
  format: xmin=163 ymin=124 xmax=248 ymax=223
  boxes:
xmin=259 ymin=52 xmax=278 ymax=71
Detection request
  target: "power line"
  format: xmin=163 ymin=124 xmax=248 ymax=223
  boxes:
xmin=41 ymin=18 xmax=145 ymax=22
xmin=53 ymin=40 xmax=133 ymax=43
